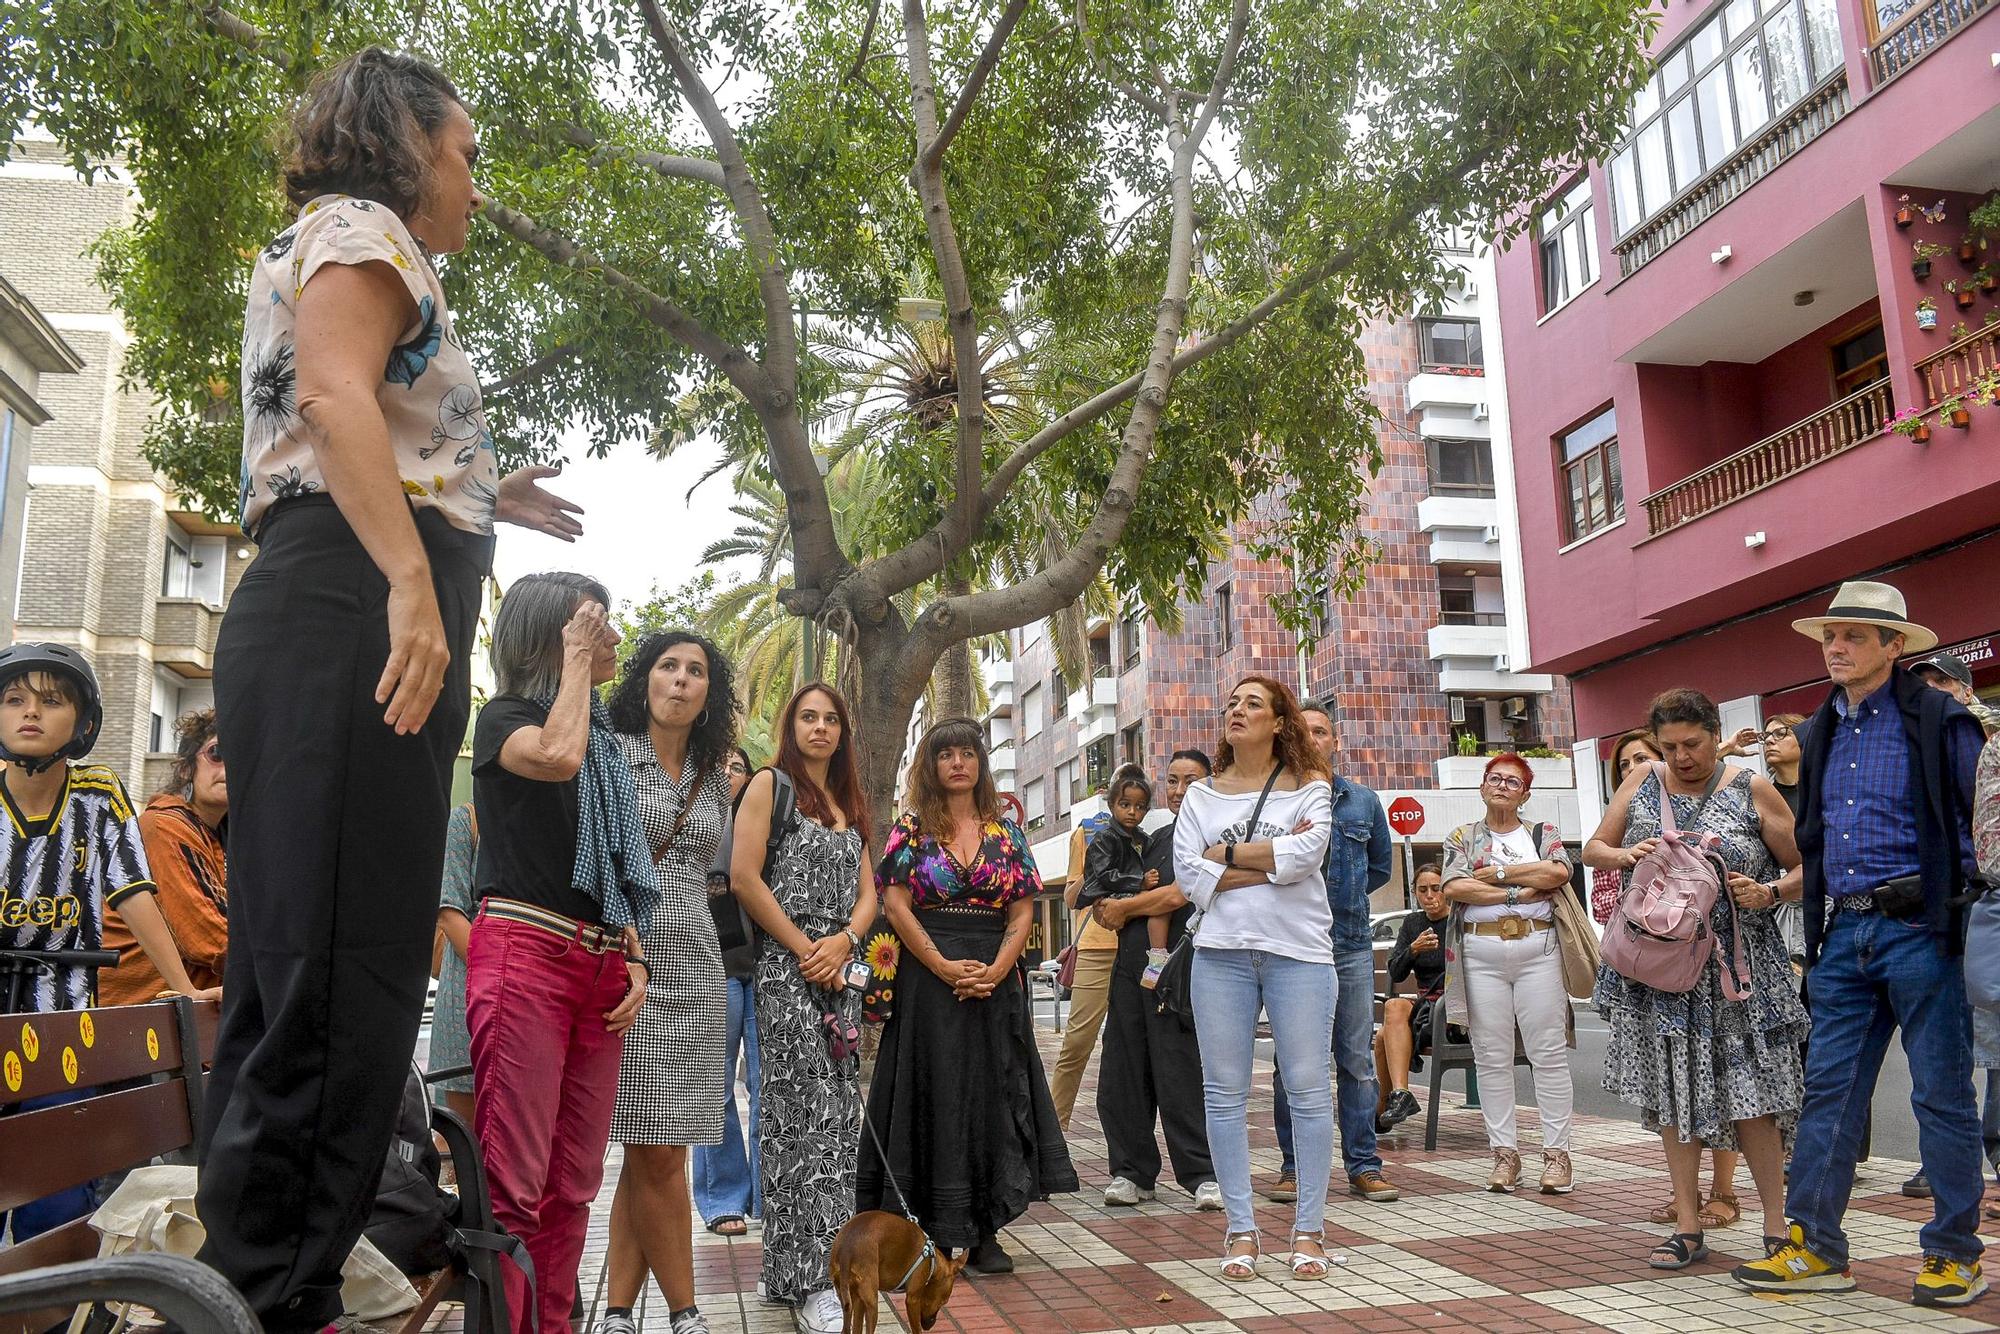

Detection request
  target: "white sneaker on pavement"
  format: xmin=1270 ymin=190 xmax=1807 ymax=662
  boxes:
xmin=1103 ymin=1176 xmax=1155 ymax=1207
xmin=596 ymin=1314 xmax=637 ymax=1334
xmin=795 ymin=1290 xmax=844 ymax=1334
xmin=1193 ymin=1180 xmax=1224 ymax=1211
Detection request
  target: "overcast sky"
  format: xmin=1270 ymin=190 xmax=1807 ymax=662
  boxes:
xmin=490 ymin=430 xmax=751 ymax=617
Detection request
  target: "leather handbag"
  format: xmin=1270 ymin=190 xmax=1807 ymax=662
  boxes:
xmin=1054 ymin=942 xmax=1079 ymax=989
xmin=1153 ymin=766 xmax=1283 ymax=1029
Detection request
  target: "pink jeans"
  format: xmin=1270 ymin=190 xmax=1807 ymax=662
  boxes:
xmin=467 ymin=914 xmax=630 ymax=1334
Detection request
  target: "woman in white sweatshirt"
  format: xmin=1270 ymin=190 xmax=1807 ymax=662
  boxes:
xmin=1173 ymin=673 xmax=1334 ymax=1284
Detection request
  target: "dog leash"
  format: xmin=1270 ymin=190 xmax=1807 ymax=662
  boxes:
xmin=846 ymin=1052 xmax=939 ymax=1294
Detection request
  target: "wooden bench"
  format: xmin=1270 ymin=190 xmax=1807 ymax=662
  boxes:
xmin=0 ymin=998 xmax=516 ymax=1334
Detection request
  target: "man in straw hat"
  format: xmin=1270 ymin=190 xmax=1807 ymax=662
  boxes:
xmin=1734 ymin=581 xmax=1988 ymax=1307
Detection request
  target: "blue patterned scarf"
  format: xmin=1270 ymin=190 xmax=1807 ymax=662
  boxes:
xmin=544 ymin=693 xmax=658 ymax=935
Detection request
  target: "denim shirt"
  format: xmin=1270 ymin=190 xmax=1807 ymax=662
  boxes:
xmin=1325 ymin=776 xmax=1393 ymax=952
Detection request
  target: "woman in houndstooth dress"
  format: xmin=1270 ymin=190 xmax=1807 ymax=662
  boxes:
xmin=602 ymin=631 xmax=735 ymax=1334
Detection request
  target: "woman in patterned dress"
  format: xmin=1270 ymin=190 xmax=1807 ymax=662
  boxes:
xmin=857 ymin=719 xmax=1078 ymax=1275
xmin=729 ymin=683 xmax=877 ymax=1334
xmin=1587 ymin=688 xmax=1808 ymax=1271
xmin=601 ymin=631 xmax=736 ymax=1334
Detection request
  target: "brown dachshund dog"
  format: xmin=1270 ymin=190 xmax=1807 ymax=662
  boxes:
xmin=829 ymin=1210 xmax=966 ymax=1333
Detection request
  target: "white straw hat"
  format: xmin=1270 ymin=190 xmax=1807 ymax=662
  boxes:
xmin=1790 ymin=580 xmax=1938 ymax=654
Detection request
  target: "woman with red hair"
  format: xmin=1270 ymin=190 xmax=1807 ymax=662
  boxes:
xmin=1441 ymin=752 xmax=1578 ymax=1194
xmin=728 ymin=683 xmax=877 ymax=1334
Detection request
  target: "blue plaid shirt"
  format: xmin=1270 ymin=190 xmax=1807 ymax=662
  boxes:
xmin=1822 ymin=679 xmax=1980 ymax=895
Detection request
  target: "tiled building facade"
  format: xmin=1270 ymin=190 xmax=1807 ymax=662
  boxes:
xmin=2 ymin=136 xmax=247 ymax=798
xmin=986 ymin=256 xmax=1581 ymax=912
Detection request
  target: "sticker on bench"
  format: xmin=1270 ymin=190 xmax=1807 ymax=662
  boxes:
xmin=3 ymin=1049 xmax=19 ymax=1092
xmin=21 ymin=1022 xmax=39 ymax=1063
xmin=62 ymin=1045 xmax=78 ymax=1084
xmin=147 ymin=1027 xmax=160 ymax=1060
xmin=80 ymin=1011 xmax=95 ymax=1048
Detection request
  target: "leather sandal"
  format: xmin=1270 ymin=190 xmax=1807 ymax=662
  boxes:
xmin=1648 ymin=1198 xmax=1677 ymax=1225
xmin=1699 ymin=1192 xmax=1740 ymax=1228
xmin=1648 ymin=1231 xmax=1708 ymax=1270
xmin=1218 ymin=1230 xmax=1260 ymax=1282
xmin=1289 ymin=1231 xmax=1330 ymax=1282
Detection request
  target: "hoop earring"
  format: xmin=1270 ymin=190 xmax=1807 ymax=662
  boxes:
xmin=697 ymin=708 xmax=711 ymax=728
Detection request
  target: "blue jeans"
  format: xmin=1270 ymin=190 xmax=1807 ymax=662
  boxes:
xmin=692 ymin=975 xmax=762 ymax=1224
xmin=1191 ymin=948 xmax=1335 ymax=1236
xmin=1787 ymin=910 xmax=1983 ymax=1266
xmin=1273 ymin=949 xmax=1381 ymax=1180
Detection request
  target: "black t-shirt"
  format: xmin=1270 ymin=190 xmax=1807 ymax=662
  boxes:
xmin=471 ymin=694 xmax=604 ymax=925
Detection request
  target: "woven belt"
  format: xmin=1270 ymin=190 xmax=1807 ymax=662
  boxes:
xmin=480 ymin=897 xmax=620 ymax=953
xmin=1468 ymin=916 xmax=1553 ymax=940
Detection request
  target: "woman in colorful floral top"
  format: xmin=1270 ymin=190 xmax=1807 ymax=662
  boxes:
xmin=857 ymin=718 xmax=1078 ymax=1274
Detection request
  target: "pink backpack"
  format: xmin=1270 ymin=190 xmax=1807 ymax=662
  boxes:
xmin=1602 ymin=764 xmax=1750 ymax=1000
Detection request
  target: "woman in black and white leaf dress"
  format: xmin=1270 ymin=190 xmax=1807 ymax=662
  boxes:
xmin=728 ymin=683 xmax=878 ymax=1334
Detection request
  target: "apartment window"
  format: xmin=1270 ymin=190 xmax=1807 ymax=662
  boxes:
xmin=1831 ymin=321 xmax=1889 ymax=398
xmin=1537 ymin=178 xmax=1599 ymax=313
xmin=1023 ymin=778 xmax=1046 ymax=834
xmin=1121 ymin=721 xmax=1146 ymax=768
xmin=1050 ymin=670 xmax=1069 ymax=719
xmin=1559 ymin=407 xmax=1625 ymax=542
xmin=1056 ymin=758 xmax=1075 ymax=815
xmin=0 ymin=410 xmax=14 ymax=547
xmin=1084 ymin=736 xmax=1114 ymax=794
xmin=1121 ymin=613 xmax=1142 ymax=669
xmin=162 ymin=527 xmax=194 ymax=598
xmin=1419 ymin=318 xmax=1484 ymax=369
xmin=1426 ymin=437 xmax=1496 ymax=497
xmin=1217 ymin=584 xmax=1234 ymax=651
xmin=1607 ymin=0 xmax=1843 ymax=239
xmin=1089 ymin=635 xmax=1113 ymax=679
xmin=1063 ymin=757 xmax=1086 ymax=805
xmin=1021 ymin=684 xmax=1043 ymax=740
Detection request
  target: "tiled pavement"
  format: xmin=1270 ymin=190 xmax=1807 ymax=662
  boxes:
xmin=547 ymin=1025 xmax=1997 ymax=1332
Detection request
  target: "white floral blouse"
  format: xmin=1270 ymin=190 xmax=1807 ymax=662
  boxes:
xmin=237 ymin=193 xmax=498 ymax=536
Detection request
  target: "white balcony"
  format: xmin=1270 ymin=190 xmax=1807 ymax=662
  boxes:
xmin=990 ymin=742 xmax=1018 ymax=786
xmin=1427 ymin=621 xmax=1509 ymax=663
xmin=1068 ymin=678 xmax=1118 ymax=745
xmin=982 ymin=658 xmax=1015 ymax=720
xmin=1434 ymin=755 xmax=1576 ymax=789
xmin=1417 ymin=495 xmax=1501 ymax=568
xmin=1407 ymin=370 xmax=1489 ymax=415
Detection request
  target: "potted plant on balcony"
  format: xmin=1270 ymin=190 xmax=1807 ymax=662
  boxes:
xmin=1978 ymin=265 xmax=1998 ymax=294
xmin=1953 ymin=321 xmax=1972 ymax=340
xmin=1942 ymin=394 xmax=1972 ymax=430
xmin=1947 ymin=279 xmax=1978 ymax=311
xmin=1917 ymin=297 xmax=1939 ymax=330
xmin=1890 ymin=407 xmax=1934 ymax=443
xmin=1455 ymin=731 xmax=1479 ymax=758
xmin=1913 ymin=240 xmax=1947 ymax=279
xmin=1896 ymin=194 xmax=1916 ymax=228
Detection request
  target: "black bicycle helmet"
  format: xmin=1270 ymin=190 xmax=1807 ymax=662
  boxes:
xmin=0 ymin=641 xmax=103 ymax=773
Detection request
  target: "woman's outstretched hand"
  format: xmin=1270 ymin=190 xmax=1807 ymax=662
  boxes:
xmin=496 ymin=464 xmax=585 ymax=540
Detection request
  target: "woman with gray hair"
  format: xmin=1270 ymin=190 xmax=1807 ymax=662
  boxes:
xmin=467 ymin=571 xmax=653 ymax=1334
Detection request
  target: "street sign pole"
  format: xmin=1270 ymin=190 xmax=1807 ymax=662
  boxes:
xmin=1401 ymin=835 xmax=1414 ymax=909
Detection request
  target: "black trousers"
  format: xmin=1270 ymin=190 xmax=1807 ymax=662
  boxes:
xmin=196 ymin=498 xmax=488 ymax=1330
xmin=1095 ymin=929 xmax=1214 ymax=1191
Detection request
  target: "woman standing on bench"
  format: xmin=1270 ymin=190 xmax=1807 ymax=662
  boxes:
xmin=467 ymin=573 xmax=653 ymax=1334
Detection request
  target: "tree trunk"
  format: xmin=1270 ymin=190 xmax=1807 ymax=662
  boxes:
xmin=932 ymin=576 xmax=975 ymax=720
xmin=852 ymin=620 xmax=938 ymax=851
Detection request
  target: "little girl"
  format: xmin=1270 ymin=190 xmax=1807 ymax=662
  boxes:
xmin=1079 ymin=768 xmax=1171 ymax=985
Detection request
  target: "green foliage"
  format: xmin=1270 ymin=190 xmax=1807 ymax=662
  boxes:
xmin=5 ymin=0 xmax=1657 ymax=654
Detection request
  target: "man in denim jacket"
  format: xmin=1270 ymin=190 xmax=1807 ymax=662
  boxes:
xmin=1267 ymin=700 xmax=1399 ymax=1203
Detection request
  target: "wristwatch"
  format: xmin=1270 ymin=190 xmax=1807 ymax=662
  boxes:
xmin=1224 ymin=842 xmax=1237 ymax=868
xmin=843 ymin=927 xmax=861 ymax=951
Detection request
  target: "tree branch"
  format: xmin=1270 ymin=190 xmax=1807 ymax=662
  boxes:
xmin=1073 ymin=0 xmax=1167 ymax=119
xmin=482 ymin=202 xmax=766 ymax=399
xmin=925 ymin=0 xmax=1032 ymax=170
xmin=846 ymin=0 xmax=885 ymax=81
xmin=480 ymin=342 xmax=582 ymax=398
xmin=902 ymin=0 xmax=990 ymax=560
xmin=554 ymin=124 xmax=726 ymax=189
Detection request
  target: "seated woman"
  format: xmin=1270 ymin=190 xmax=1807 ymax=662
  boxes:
xmin=1372 ymin=863 xmax=1449 ymax=1133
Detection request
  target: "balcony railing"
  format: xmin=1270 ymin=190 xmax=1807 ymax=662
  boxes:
xmin=1438 ymin=610 xmax=1506 ymax=627
xmin=1613 ymin=73 xmax=1851 ymax=278
xmin=1869 ymin=0 xmax=1994 ymax=84
xmin=1918 ymin=325 xmax=2000 ymax=406
xmin=1642 ymin=379 xmax=1894 ymax=534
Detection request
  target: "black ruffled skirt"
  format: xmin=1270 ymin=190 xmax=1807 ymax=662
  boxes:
xmin=856 ymin=904 xmax=1078 ymax=1247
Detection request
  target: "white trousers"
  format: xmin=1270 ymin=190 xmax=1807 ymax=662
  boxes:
xmin=1461 ymin=930 xmax=1574 ymax=1152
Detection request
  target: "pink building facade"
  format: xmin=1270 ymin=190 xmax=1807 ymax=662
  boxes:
xmin=1492 ymin=0 xmax=2000 ymax=784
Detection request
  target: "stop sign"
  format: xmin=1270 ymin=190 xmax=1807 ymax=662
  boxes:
xmin=1387 ymin=797 xmax=1425 ymax=837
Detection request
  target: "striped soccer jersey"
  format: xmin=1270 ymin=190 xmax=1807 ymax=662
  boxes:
xmin=0 ymin=764 xmax=156 ymax=1012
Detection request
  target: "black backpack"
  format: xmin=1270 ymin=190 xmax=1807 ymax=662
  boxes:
xmin=709 ymin=767 xmax=798 ymax=959
xmin=366 ymin=1062 xmax=461 ymax=1274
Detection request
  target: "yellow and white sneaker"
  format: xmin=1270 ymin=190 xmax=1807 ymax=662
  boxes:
xmin=1913 ymin=1255 xmax=1986 ymax=1307
xmin=1730 ymin=1224 xmax=1855 ymax=1293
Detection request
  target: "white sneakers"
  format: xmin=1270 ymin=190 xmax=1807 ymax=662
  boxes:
xmin=1103 ymin=1176 xmax=1156 ymax=1206
xmin=795 ymin=1290 xmax=845 ymax=1334
xmin=1193 ymin=1181 xmax=1224 ymax=1211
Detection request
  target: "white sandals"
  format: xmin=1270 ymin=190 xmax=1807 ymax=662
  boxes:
xmin=1289 ymin=1231 xmax=1331 ymax=1281
xmin=1218 ymin=1230 xmax=1260 ymax=1281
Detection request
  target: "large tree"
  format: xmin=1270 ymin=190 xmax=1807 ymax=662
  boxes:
xmin=3 ymin=0 xmax=1655 ymax=818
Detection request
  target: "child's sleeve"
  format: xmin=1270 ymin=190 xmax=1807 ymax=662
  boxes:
xmin=99 ymin=778 xmax=158 ymax=913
